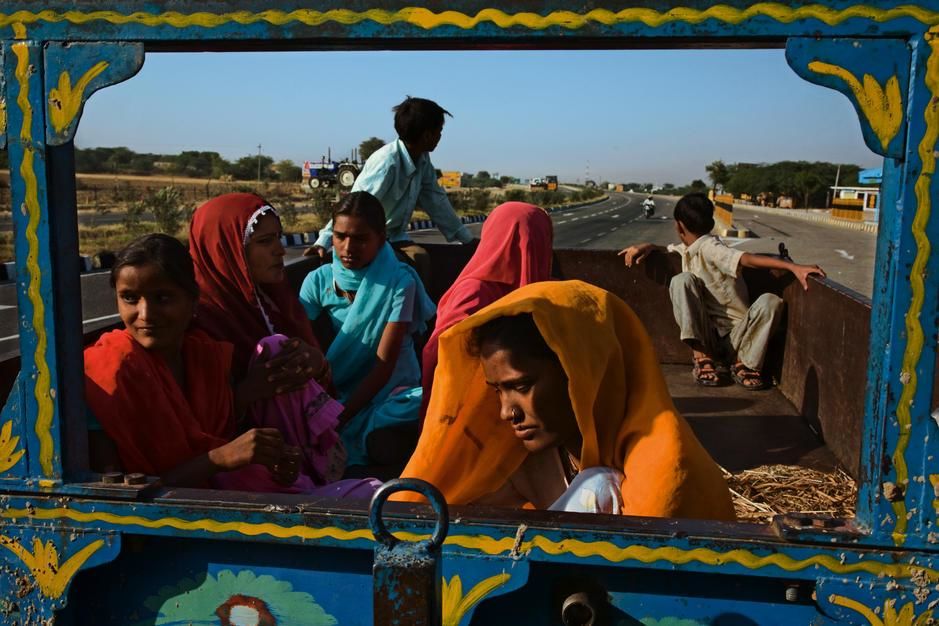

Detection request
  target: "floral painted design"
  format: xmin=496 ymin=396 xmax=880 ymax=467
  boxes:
xmin=830 ymin=594 xmax=934 ymax=626
xmin=138 ymin=569 xmax=337 ymax=626
xmin=0 ymin=419 xmax=24 ymax=474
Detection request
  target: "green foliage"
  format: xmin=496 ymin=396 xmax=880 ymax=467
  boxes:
xmin=172 ymin=151 xmax=228 ymax=178
xmin=705 ymin=160 xmax=731 ymax=192
xmin=70 ymin=146 xmax=293 ymax=182
xmin=359 ymin=137 xmax=385 ymax=162
xmin=278 ymin=201 xmax=299 ymax=228
xmin=308 ymin=190 xmax=336 ymax=223
xmin=723 ymin=161 xmax=860 ymax=208
xmin=228 ymin=154 xmax=275 ymax=182
xmin=504 ymin=189 xmax=527 ymax=202
xmin=529 ymin=190 xmax=565 ymax=206
xmin=121 ymin=200 xmax=147 ymax=235
xmin=274 ymin=159 xmax=302 ymax=182
xmin=458 ymin=170 xmax=505 ymax=189
xmin=146 ymin=186 xmax=189 ymax=235
xmin=470 ymin=189 xmax=490 ymax=212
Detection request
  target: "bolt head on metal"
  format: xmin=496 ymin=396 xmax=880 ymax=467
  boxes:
xmin=785 ymin=585 xmax=799 ymax=602
xmin=101 ymin=471 xmax=123 ymax=484
xmin=124 ymin=472 xmax=147 ymax=485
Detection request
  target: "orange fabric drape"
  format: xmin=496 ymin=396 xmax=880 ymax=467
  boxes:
xmin=420 ymin=201 xmax=553 ymax=421
xmin=398 ymin=280 xmax=735 ymax=521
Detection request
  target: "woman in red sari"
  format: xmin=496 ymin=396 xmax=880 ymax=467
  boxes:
xmin=84 ymin=234 xmax=378 ymax=498
xmin=189 ymin=192 xmax=326 ymax=388
xmin=420 ymin=202 xmax=554 ymax=421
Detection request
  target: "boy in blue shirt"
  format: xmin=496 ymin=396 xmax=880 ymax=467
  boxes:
xmin=310 ymin=97 xmax=475 ymax=281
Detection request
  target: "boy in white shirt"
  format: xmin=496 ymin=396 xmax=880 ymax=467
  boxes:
xmin=619 ymin=193 xmax=825 ymax=389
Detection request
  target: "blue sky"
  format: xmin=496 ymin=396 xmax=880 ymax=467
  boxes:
xmin=76 ymin=49 xmax=881 ymax=185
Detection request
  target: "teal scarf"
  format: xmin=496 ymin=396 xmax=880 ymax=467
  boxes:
xmin=327 ymin=242 xmax=435 ymax=399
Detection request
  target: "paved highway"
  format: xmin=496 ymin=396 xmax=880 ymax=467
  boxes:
xmin=0 ymin=191 xmax=876 ymax=355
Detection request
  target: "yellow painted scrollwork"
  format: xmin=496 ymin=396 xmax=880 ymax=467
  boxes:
xmin=442 ymin=572 xmax=511 ymax=626
xmin=807 ymin=61 xmax=903 ymax=150
xmin=47 ymin=61 xmax=108 ymax=134
xmin=0 ymin=534 xmax=103 ymax=598
xmin=1 ymin=5 xmax=939 ymax=31
xmin=830 ymin=594 xmax=935 ymax=626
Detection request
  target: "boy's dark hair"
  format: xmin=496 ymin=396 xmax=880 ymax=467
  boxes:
xmin=673 ymin=193 xmax=715 ymax=236
xmin=332 ymin=191 xmax=387 ymax=235
xmin=393 ymin=96 xmax=452 ymax=143
xmin=110 ymin=233 xmax=199 ymax=299
xmin=467 ymin=313 xmax=559 ymax=364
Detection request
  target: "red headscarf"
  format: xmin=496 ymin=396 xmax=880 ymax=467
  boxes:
xmin=189 ymin=193 xmax=318 ymax=377
xmin=420 ymin=202 xmax=553 ymax=419
xmin=84 ymin=329 xmax=234 ymax=476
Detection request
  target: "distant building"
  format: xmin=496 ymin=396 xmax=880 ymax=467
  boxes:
xmin=858 ymin=167 xmax=883 ymax=185
xmin=437 ymin=171 xmax=462 ymax=189
xmin=830 ymin=185 xmax=879 ymax=221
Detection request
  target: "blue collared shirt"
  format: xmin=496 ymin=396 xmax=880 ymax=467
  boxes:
xmin=315 ymin=139 xmax=472 ymax=249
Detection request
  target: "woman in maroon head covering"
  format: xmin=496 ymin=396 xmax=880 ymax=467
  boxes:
xmin=189 ymin=192 xmax=328 ymax=404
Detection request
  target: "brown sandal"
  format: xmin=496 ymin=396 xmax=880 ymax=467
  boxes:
xmin=692 ymin=357 xmax=721 ymax=387
xmin=732 ymin=362 xmax=770 ymax=391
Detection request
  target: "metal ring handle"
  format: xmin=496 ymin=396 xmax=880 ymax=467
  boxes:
xmin=369 ymin=478 xmax=449 ymax=550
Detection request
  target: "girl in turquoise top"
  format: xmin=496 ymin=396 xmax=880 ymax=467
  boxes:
xmin=299 ymin=192 xmax=435 ymax=475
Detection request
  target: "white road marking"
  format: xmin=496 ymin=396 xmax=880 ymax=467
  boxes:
xmin=611 ymin=214 xmax=619 ymax=219
xmin=835 ymin=249 xmax=855 ymax=260
xmin=0 ymin=313 xmax=121 ymax=343
xmin=580 ymin=238 xmax=592 ymax=244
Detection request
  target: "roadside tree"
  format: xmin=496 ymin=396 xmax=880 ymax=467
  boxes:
xmin=359 ymin=137 xmax=385 ymax=162
xmin=705 ymin=160 xmax=730 ymax=194
xmin=274 ymin=160 xmax=302 ymax=182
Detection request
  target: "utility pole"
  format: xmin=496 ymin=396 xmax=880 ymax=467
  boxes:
xmin=257 ymin=143 xmax=262 ymax=184
xmin=830 ymin=164 xmax=842 ymax=211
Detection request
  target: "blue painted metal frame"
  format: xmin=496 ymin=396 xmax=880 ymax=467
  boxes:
xmin=0 ymin=1 xmax=937 ymax=623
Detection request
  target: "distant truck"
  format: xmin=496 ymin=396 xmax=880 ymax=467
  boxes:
xmin=437 ymin=170 xmax=462 ymax=189
xmin=301 ymin=154 xmax=361 ymax=190
xmin=530 ymin=175 xmax=558 ymax=191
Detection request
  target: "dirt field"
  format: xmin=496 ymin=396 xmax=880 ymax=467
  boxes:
xmin=0 ymin=170 xmax=589 ymax=261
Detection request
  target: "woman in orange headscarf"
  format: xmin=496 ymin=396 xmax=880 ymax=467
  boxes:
xmin=420 ymin=202 xmax=553 ymax=422
xmin=399 ymin=280 xmax=735 ymax=520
